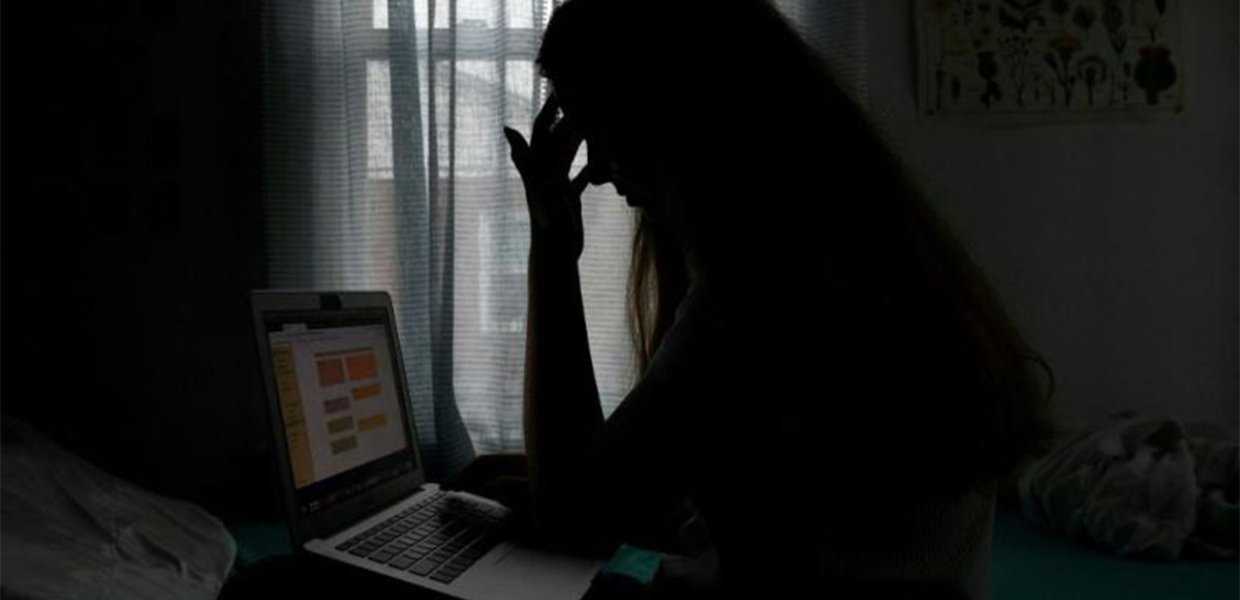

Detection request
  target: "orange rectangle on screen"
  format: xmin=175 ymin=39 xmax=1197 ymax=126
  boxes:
xmin=345 ymin=352 xmax=379 ymax=381
xmin=357 ymin=413 xmax=388 ymax=432
xmin=316 ymin=359 xmax=346 ymax=387
xmin=352 ymin=382 xmax=381 ymax=401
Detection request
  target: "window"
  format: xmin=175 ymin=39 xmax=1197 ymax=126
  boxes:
xmin=265 ymin=0 xmax=863 ymax=456
xmin=338 ymin=0 xmax=619 ymax=453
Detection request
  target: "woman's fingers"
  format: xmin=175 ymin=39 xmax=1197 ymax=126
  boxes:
xmin=505 ymin=121 xmax=583 ymax=195
xmin=504 ymin=96 xmax=589 ymax=259
xmin=553 ymin=125 xmax=584 ymax=170
xmin=568 ymin=166 xmax=591 ymax=199
xmin=531 ymin=93 xmax=560 ymax=148
xmin=502 ymin=126 xmax=529 ymax=174
xmin=529 ymin=94 xmax=583 ymax=171
xmin=567 ymin=168 xmax=588 ymax=241
xmin=486 ymin=475 xmax=532 ymax=513
xmin=444 ymin=454 xmax=530 ymax=496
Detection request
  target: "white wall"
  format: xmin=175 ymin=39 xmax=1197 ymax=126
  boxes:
xmin=863 ymin=2 xmax=1238 ymax=428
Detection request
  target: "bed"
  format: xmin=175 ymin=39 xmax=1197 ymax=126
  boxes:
xmin=0 ymin=419 xmax=236 ymax=600
xmin=226 ymin=508 xmax=1238 ymax=599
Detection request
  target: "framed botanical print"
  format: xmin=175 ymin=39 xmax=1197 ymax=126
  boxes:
xmin=915 ymin=0 xmax=1185 ymax=119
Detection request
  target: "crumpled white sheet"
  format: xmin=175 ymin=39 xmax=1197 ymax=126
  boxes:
xmin=1 ymin=418 xmax=235 ymax=599
xmin=1019 ymin=411 xmax=1238 ymax=560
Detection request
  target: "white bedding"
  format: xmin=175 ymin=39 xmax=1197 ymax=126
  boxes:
xmin=1 ymin=418 xmax=236 ymax=599
xmin=1018 ymin=411 xmax=1238 ymax=560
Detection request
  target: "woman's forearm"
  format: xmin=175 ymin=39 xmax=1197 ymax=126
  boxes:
xmin=523 ymin=240 xmax=604 ymax=540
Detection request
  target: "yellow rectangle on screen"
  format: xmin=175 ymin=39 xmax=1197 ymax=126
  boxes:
xmin=331 ymin=436 xmax=358 ymax=455
xmin=357 ymin=413 xmax=388 ymax=432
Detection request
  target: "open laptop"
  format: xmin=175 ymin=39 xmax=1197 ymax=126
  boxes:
xmin=250 ymin=290 xmax=602 ymax=599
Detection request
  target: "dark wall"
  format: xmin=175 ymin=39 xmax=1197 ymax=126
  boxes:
xmin=865 ymin=3 xmax=1238 ymax=428
xmin=3 ymin=1 xmax=277 ymax=521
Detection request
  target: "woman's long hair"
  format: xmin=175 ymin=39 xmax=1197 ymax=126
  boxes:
xmin=627 ymin=210 xmax=688 ymax=374
xmin=538 ymin=0 xmax=1054 ymax=494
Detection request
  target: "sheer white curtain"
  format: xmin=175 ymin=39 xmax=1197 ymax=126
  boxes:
xmin=261 ymin=0 xmax=867 ymax=475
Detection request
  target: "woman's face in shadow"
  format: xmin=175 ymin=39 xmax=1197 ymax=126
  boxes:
xmin=553 ymin=81 xmax=663 ymax=211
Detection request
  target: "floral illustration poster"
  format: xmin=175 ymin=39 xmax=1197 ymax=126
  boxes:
xmin=915 ymin=0 xmax=1184 ymax=118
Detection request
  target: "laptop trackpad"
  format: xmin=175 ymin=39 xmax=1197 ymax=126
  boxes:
xmin=456 ymin=544 xmax=600 ymax=600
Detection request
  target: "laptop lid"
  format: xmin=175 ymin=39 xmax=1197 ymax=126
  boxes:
xmin=251 ymin=291 xmax=426 ymax=546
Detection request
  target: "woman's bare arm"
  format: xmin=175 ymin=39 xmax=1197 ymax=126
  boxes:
xmin=523 ymin=243 xmax=605 ymax=545
xmin=504 ymin=95 xmax=608 ymax=546
xmin=504 ymin=96 xmax=694 ymax=552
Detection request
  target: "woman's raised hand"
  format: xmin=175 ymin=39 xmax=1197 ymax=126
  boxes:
xmin=503 ymin=94 xmax=591 ymax=261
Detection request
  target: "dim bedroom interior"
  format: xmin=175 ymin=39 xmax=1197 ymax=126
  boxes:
xmin=1 ymin=0 xmax=1236 ymax=598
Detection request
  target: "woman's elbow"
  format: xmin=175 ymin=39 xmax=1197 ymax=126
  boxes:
xmin=530 ymin=479 xmax=623 ymax=556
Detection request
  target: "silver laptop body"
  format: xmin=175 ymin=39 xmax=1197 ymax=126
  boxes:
xmin=251 ymin=290 xmax=601 ymax=599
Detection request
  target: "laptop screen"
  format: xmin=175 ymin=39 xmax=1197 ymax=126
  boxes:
xmin=262 ymin=308 xmax=417 ymax=517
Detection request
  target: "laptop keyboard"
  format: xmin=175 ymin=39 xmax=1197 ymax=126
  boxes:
xmin=334 ymin=491 xmax=508 ymax=583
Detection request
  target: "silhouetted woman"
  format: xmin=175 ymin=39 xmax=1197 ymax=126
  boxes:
xmin=463 ymin=0 xmax=1053 ymax=597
